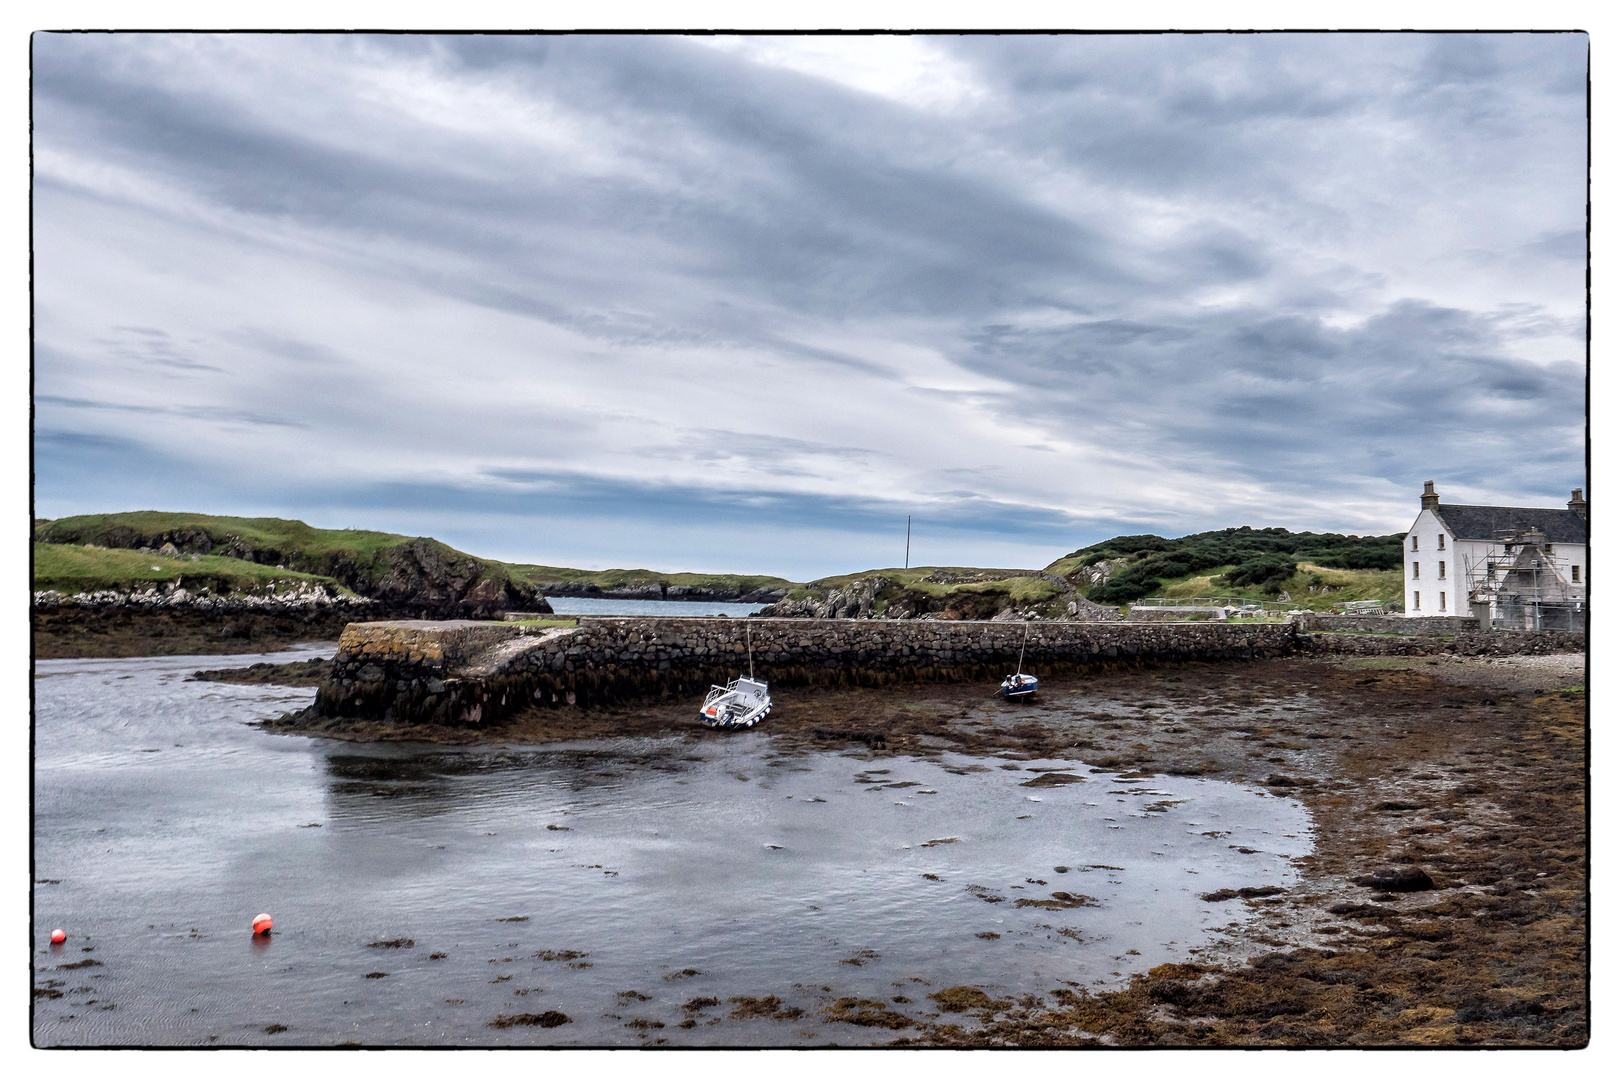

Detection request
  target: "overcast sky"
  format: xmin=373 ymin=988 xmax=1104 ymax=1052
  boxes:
xmin=31 ymin=32 xmax=1587 ymax=580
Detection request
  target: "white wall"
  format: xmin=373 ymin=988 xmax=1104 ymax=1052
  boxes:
xmin=1404 ymin=509 xmax=1459 ymax=615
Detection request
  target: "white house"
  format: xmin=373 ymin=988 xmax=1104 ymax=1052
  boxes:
xmin=1403 ymin=481 xmax=1587 ymax=619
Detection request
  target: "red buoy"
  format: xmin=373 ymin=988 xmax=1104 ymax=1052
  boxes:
xmin=50 ymin=928 xmax=66 ymax=945
xmin=252 ymin=913 xmax=273 ymax=935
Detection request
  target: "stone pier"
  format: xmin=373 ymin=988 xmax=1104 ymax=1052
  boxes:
xmin=307 ymin=615 xmax=1585 ymax=729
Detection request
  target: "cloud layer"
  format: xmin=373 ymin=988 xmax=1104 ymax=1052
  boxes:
xmin=32 ymin=33 xmax=1587 ymax=578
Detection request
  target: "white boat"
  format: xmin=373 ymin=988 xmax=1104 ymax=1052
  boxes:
xmin=700 ymin=623 xmax=772 ymax=729
xmin=701 ymin=675 xmax=772 ymax=729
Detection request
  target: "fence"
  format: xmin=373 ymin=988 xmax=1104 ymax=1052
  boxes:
xmin=1134 ymin=596 xmax=1296 ymax=613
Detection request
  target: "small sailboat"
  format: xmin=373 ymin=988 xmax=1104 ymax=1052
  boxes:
xmin=701 ymin=622 xmax=773 ymax=729
xmin=998 ymin=622 xmax=1039 ymax=700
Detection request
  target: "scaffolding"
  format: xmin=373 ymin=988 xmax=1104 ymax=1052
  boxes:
xmin=1462 ymin=529 xmax=1585 ymax=632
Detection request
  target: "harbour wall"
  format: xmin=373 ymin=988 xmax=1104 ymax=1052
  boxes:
xmin=1293 ymin=614 xmax=1481 ymax=635
xmin=306 ymin=615 xmax=1584 ymax=729
xmin=311 ymin=617 xmax=1298 ymax=727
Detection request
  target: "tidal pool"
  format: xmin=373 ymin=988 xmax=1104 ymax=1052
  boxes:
xmin=33 ymin=649 xmax=1313 ymax=1046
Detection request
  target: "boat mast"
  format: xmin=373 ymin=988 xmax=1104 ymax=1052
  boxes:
xmin=747 ymin=621 xmax=754 ymax=680
xmin=1016 ymin=621 xmax=1028 ymax=677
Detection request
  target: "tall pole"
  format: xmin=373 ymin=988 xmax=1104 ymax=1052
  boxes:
xmin=905 ymin=516 xmax=911 ymax=569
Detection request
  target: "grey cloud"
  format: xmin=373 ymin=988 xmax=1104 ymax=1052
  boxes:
xmin=30 ymin=33 xmax=1587 ymax=572
xmin=37 ymin=394 xmax=307 ymax=429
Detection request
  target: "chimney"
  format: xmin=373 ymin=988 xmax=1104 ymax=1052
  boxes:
xmin=1420 ymin=480 xmax=1440 ymax=512
xmin=1569 ymin=488 xmax=1587 ymax=518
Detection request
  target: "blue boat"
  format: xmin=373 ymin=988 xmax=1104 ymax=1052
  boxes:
xmin=998 ymin=672 xmax=1038 ymax=699
xmin=997 ymin=623 xmax=1038 ymax=700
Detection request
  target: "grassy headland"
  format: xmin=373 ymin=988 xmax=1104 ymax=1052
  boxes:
xmin=33 ymin=541 xmax=353 ymax=596
xmin=34 ymin=512 xmax=792 ymax=605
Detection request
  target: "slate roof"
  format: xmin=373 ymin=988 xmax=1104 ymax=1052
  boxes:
xmin=1432 ymin=504 xmax=1588 ymax=544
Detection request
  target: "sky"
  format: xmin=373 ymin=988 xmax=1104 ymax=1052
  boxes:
xmin=30 ymin=32 xmax=1589 ymax=581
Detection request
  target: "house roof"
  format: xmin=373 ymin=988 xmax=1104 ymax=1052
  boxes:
xmin=1431 ymin=504 xmax=1588 ymax=544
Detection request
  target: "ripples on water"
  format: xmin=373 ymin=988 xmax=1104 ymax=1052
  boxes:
xmin=34 ymin=648 xmax=1312 ymax=1046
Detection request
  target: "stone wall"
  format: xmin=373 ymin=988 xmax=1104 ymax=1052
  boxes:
xmin=310 ymin=616 xmax=1299 ymax=728
xmin=1295 ymin=630 xmax=1587 ymax=658
xmin=1294 ymin=613 xmax=1479 ymax=635
xmin=305 ymin=614 xmax=1588 ymax=729
xmin=1128 ymin=607 xmax=1221 ymax=622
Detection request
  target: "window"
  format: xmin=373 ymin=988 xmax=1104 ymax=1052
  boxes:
xmin=1573 ymin=565 xmax=1581 ymax=583
xmin=1411 ymin=535 xmax=1419 ymax=551
xmin=1439 ymin=593 xmax=1446 ymax=611
xmin=1413 ymin=592 xmax=1421 ymax=610
xmin=1412 ymin=561 xmax=1420 ymax=578
xmin=1437 ymin=534 xmax=1445 ymax=550
xmin=1438 ymin=561 xmax=1446 ymax=579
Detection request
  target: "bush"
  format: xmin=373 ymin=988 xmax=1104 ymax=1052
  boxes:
xmin=1221 ymin=555 xmax=1298 ymax=594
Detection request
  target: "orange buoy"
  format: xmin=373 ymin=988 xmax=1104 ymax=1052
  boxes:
xmin=252 ymin=913 xmax=273 ymax=935
xmin=50 ymin=928 xmax=66 ymax=945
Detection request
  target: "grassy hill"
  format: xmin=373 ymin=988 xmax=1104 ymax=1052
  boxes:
xmin=503 ymin=563 xmax=793 ymax=598
xmin=34 ymin=511 xmax=794 ymax=606
xmin=33 ymin=542 xmax=354 ymax=596
xmin=780 ymin=566 xmax=1070 ymax=620
xmin=1047 ymin=525 xmax=1404 ymax=608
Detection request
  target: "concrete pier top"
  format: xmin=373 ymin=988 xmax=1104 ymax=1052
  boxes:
xmin=337 ymin=619 xmax=549 ymax=666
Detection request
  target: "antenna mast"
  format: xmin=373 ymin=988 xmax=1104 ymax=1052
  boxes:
xmin=747 ymin=621 xmax=754 ymax=680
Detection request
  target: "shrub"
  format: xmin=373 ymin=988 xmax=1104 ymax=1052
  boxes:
xmin=1221 ymin=554 xmax=1298 ymax=593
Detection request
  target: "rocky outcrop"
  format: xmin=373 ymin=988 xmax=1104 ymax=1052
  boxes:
xmin=33 ymin=580 xmax=376 ymax=613
xmin=759 ymin=577 xmax=893 ymax=619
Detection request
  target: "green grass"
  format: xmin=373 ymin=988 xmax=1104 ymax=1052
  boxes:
xmin=1125 ymin=562 xmax=1402 ymax=611
xmin=503 ymin=564 xmax=793 ymax=594
xmin=41 ymin=511 xmax=408 ymax=559
xmin=32 ymin=542 xmax=352 ymax=595
xmin=784 ymin=566 xmax=1065 ymax=618
xmin=37 ymin=511 xmax=794 ymax=600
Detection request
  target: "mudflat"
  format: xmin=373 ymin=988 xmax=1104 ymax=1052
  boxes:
xmin=256 ymin=651 xmax=1586 ymax=1046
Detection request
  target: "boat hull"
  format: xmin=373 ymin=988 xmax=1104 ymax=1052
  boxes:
xmin=997 ymin=676 xmax=1039 ymax=700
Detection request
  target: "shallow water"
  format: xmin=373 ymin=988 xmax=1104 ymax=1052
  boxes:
xmin=541 ymin=597 xmax=768 ymax=617
xmin=33 ymin=649 xmax=1312 ymax=1046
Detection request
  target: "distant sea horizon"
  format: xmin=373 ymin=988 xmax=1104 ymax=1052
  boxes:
xmin=541 ymin=596 xmax=769 ymax=617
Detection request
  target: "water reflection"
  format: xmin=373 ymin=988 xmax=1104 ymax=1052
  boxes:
xmin=35 ymin=648 xmax=1315 ymax=1047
